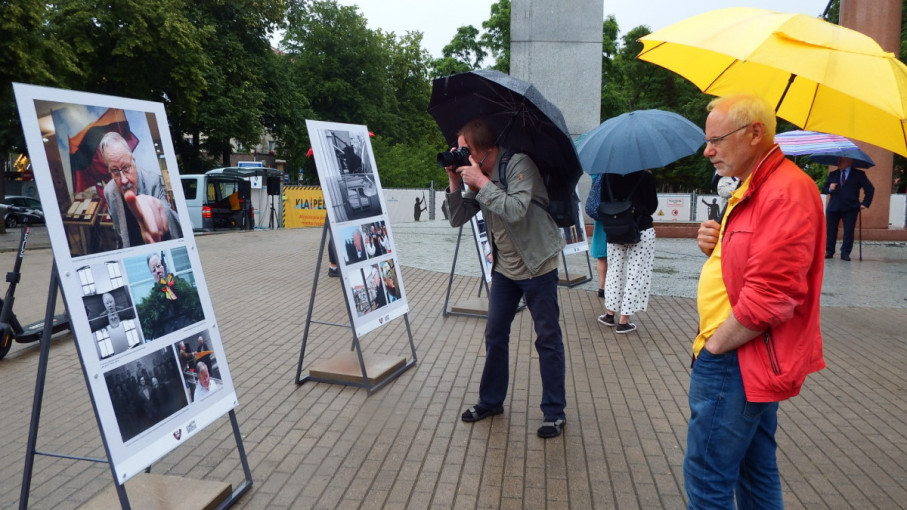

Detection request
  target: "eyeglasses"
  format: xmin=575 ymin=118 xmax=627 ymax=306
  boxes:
xmin=705 ymin=124 xmax=751 ymax=146
xmin=108 ymin=159 xmax=135 ymax=178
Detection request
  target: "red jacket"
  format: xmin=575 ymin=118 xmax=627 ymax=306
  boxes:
xmin=722 ymin=146 xmax=826 ymax=402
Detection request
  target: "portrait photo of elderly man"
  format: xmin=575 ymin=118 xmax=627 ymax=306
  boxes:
xmin=99 ymin=131 xmax=183 ymax=248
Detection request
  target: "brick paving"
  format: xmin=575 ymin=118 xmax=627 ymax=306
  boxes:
xmin=0 ymin=226 xmax=905 ymax=509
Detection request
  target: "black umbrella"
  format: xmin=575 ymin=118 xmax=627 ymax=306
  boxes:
xmin=427 ymin=70 xmax=583 ymax=195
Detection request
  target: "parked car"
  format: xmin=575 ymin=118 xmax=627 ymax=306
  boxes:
xmin=180 ymin=173 xmax=252 ymax=231
xmin=2 ymin=195 xmax=44 ymax=228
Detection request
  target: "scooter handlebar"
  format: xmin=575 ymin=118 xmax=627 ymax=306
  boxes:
xmin=0 ymin=203 xmax=43 ymax=219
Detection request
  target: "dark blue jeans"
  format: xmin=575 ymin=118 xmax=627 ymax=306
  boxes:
xmin=477 ymin=270 xmax=566 ymax=421
xmin=684 ymin=350 xmax=782 ymax=509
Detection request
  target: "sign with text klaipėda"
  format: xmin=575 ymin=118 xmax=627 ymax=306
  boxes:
xmin=305 ymin=120 xmax=409 ymax=336
xmin=13 ymin=83 xmax=239 ymax=484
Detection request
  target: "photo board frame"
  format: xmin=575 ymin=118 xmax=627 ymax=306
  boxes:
xmin=14 ymin=83 xmax=239 ymax=484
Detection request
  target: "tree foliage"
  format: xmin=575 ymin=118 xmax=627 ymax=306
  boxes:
xmin=3 ymin=0 xmax=906 ymax=194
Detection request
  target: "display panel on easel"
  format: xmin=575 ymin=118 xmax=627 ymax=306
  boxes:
xmin=305 ymin=120 xmax=409 ymax=337
xmin=13 ymin=83 xmax=239 ymax=484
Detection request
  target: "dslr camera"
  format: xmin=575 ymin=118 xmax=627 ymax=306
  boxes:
xmin=437 ymin=147 xmax=471 ymax=168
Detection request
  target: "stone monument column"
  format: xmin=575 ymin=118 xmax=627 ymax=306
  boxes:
xmin=510 ymin=0 xmax=603 ymax=138
xmin=839 ymin=0 xmax=902 ymax=229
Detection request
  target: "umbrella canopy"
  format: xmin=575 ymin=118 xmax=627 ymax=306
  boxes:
xmin=809 ymin=150 xmax=875 ymax=169
xmin=427 ymin=70 xmax=582 ymax=191
xmin=637 ymin=7 xmax=907 ymax=157
xmin=575 ymin=109 xmax=704 ymax=175
xmin=775 ymin=130 xmax=875 ymax=168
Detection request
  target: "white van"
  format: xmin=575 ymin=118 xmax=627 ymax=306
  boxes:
xmin=180 ymin=173 xmax=252 ymax=231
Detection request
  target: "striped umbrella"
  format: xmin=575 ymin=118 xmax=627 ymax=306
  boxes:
xmin=775 ymin=130 xmax=875 ymax=168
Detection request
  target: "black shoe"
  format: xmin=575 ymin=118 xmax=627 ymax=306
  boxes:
xmin=824 ymin=253 xmax=833 ymax=259
xmin=461 ymin=405 xmax=504 ymax=423
xmin=841 ymin=255 xmax=851 ymax=261
xmin=537 ymin=418 xmax=565 ymax=438
xmin=616 ymin=322 xmax=637 ymax=334
xmin=328 ymin=267 xmax=340 ymax=277
xmin=597 ymin=313 xmax=616 ymax=327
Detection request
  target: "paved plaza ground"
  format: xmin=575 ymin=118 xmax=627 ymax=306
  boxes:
xmin=0 ymin=223 xmax=905 ymax=509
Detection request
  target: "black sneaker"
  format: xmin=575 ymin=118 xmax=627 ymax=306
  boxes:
xmin=328 ymin=267 xmax=340 ymax=277
xmin=597 ymin=313 xmax=616 ymax=327
xmin=616 ymin=322 xmax=637 ymax=334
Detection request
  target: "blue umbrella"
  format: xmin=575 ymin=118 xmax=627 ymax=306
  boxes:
xmin=576 ymin=109 xmax=704 ymax=175
xmin=808 ymin=149 xmax=875 ymax=169
xmin=775 ymin=130 xmax=875 ymax=168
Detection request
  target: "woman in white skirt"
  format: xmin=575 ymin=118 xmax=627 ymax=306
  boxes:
xmin=598 ymin=170 xmax=658 ymax=333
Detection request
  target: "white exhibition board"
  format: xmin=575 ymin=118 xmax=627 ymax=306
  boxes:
xmin=13 ymin=84 xmax=238 ymax=484
xmin=305 ymin=120 xmax=409 ymax=337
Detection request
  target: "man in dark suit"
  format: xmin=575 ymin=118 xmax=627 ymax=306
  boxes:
xmin=822 ymin=157 xmax=874 ymax=261
xmin=345 ymin=229 xmax=369 ymax=263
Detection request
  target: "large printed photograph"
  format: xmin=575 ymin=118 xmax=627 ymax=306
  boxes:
xmin=31 ymin=101 xmax=183 ymax=257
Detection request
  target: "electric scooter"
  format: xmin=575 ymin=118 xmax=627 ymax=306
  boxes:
xmin=0 ymin=204 xmax=70 ymax=360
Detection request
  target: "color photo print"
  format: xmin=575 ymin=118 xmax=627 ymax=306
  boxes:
xmin=13 ymin=84 xmax=238 ymax=484
xmin=26 ymin=98 xmax=184 ymax=257
xmin=306 ymin=120 xmax=409 ymax=337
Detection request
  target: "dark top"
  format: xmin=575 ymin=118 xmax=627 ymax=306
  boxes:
xmin=601 ymin=171 xmax=658 ymax=230
xmin=821 ymin=167 xmax=874 ymax=213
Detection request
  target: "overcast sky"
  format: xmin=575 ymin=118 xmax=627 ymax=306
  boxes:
xmin=328 ymin=0 xmax=832 ymax=58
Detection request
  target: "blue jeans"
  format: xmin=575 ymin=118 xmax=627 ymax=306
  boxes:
xmin=478 ymin=270 xmax=566 ymax=421
xmin=684 ymin=350 xmax=782 ymax=509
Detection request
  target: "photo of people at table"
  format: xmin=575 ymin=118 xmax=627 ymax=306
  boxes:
xmin=172 ymin=330 xmax=222 ymax=404
xmin=79 ymin=260 xmax=144 ymax=360
xmin=34 ymin=101 xmax=183 ymax=257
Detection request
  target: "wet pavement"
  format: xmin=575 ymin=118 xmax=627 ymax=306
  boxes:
xmin=0 ymin=223 xmax=905 ymax=509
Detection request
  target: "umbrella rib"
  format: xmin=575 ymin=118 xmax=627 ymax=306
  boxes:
xmin=800 ymin=81 xmax=819 ymax=129
xmin=703 ymin=61 xmax=737 ymax=94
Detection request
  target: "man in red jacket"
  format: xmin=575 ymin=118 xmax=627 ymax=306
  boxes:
xmin=685 ymin=94 xmax=826 ymax=509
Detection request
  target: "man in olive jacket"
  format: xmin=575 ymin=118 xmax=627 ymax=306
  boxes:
xmin=443 ymin=118 xmax=567 ymax=439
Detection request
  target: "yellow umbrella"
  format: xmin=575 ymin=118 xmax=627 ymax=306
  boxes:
xmin=637 ymin=7 xmax=907 ymax=156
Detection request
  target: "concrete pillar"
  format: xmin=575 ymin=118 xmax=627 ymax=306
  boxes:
xmin=839 ymin=0 xmax=902 ymax=229
xmin=510 ymin=0 xmax=603 ymax=138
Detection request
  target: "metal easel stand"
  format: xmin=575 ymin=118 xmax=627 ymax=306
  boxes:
xmin=557 ymin=249 xmax=594 ymax=288
xmin=443 ymin=225 xmax=491 ymax=318
xmin=295 ymin=221 xmax=417 ymax=395
xmin=19 ymin=262 xmax=252 ymax=510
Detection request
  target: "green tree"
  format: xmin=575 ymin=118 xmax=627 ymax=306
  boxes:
xmin=177 ymin=0 xmax=286 ymax=168
xmin=282 ymin=0 xmax=445 ymax=187
xmin=440 ymin=25 xmax=487 ymax=69
xmin=481 ymin=0 xmax=511 ymax=73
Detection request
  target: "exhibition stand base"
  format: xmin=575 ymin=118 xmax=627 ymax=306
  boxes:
xmin=78 ymin=473 xmax=231 ymax=510
xmin=309 ymin=351 xmax=407 ymax=386
xmin=446 ymin=297 xmax=489 ymax=317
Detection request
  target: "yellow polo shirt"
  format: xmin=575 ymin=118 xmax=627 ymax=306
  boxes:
xmin=693 ymin=175 xmax=752 ymax=357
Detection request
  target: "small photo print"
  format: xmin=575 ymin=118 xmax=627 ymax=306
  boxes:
xmin=173 ymin=330 xmax=222 ymax=403
xmin=79 ymin=261 xmax=144 ymax=360
xmin=104 ymin=347 xmax=189 ymax=443
xmin=340 ymin=220 xmax=391 ymax=265
xmin=125 ymin=247 xmax=204 ymax=341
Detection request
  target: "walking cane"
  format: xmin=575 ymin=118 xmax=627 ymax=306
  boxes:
xmin=858 ymin=209 xmax=863 ymax=261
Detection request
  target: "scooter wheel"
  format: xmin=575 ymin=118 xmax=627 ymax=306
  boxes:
xmin=0 ymin=328 xmax=13 ymax=360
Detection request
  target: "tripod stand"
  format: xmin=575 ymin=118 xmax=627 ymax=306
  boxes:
xmin=268 ymin=195 xmax=279 ymax=229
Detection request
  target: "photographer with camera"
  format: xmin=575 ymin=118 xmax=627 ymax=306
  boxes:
xmin=441 ymin=118 xmax=567 ymax=439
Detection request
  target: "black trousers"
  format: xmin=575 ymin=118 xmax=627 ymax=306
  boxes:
xmin=826 ymin=208 xmax=858 ymax=257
